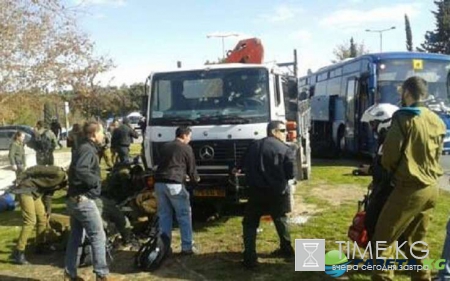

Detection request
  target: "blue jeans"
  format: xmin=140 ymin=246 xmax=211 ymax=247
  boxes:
xmin=155 ymin=182 xmax=193 ymax=251
xmin=65 ymin=198 xmax=109 ymax=278
xmin=437 ymin=218 xmax=450 ymax=280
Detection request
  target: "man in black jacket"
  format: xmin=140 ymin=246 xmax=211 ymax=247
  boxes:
xmin=111 ymin=117 xmax=138 ymax=164
xmin=64 ymin=121 xmax=118 ymax=281
xmin=154 ymin=126 xmax=199 ymax=255
xmin=242 ymin=121 xmax=296 ymax=269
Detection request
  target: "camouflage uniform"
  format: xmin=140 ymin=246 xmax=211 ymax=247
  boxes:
xmin=34 ymin=128 xmax=58 ymax=215
xmin=35 ymin=128 xmax=58 ymax=166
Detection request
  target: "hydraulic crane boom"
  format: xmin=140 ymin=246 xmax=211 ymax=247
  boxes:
xmin=225 ymin=38 xmax=264 ymax=64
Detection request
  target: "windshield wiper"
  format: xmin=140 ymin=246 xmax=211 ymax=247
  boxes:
xmin=215 ymin=115 xmax=250 ymax=124
xmin=164 ymin=116 xmax=198 ymax=125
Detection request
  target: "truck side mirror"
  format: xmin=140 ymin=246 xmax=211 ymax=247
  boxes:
xmin=141 ymin=95 xmax=148 ymax=116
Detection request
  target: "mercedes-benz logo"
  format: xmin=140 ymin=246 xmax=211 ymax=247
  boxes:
xmin=199 ymin=145 xmax=214 ymax=160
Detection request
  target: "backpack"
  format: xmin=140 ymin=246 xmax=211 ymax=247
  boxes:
xmin=0 ymin=193 xmax=16 ymax=213
xmin=135 ymin=217 xmax=170 ymax=271
xmin=33 ymin=130 xmax=54 ymax=152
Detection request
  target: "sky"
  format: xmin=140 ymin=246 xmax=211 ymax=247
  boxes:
xmin=68 ymin=0 xmax=438 ymax=86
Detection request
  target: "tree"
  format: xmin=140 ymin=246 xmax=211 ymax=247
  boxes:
xmin=0 ymin=0 xmax=113 ymax=93
xmin=418 ymin=0 xmax=450 ymax=54
xmin=333 ymin=38 xmax=369 ymax=62
xmin=405 ymin=14 xmax=413 ymax=51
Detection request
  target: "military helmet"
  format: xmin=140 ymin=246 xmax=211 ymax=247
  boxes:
xmin=361 ymin=103 xmax=399 ymax=134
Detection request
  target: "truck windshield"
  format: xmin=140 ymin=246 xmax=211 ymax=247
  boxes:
xmin=376 ymin=59 xmax=450 ymax=107
xmin=149 ymin=67 xmax=270 ymax=125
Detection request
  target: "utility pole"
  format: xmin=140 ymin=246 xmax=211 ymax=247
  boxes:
xmin=365 ymin=26 xmax=396 ymax=52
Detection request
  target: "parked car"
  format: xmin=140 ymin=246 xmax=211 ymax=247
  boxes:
xmin=0 ymin=126 xmax=33 ymax=150
xmin=127 ymin=112 xmax=143 ymax=134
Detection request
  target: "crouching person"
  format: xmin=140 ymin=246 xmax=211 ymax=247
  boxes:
xmin=9 ymin=165 xmax=68 ymax=264
xmin=64 ymin=121 xmax=118 ymax=281
xmin=241 ymin=121 xmax=296 ymax=269
xmin=94 ymin=196 xmax=138 ymax=250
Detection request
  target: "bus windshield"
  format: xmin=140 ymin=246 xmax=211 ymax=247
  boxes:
xmin=377 ymin=59 xmax=450 ymax=107
xmin=149 ymin=68 xmax=270 ymax=125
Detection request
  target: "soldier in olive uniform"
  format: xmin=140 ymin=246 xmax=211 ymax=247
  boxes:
xmin=241 ymin=121 xmax=295 ymax=269
xmin=372 ymin=76 xmax=446 ymax=281
xmin=10 ymin=165 xmax=67 ymax=265
xmin=9 ymin=131 xmax=26 ymax=179
xmin=32 ymin=121 xmax=59 ymax=216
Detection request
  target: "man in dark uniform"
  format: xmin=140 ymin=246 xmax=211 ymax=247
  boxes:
xmin=111 ymin=117 xmax=138 ymax=164
xmin=50 ymin=117 xmax=63 ymax=149
xmin=372 ymin=76 xmax=446 ymax=281
xmin=64 ymin=121 xmax=118 ymax=281
xmin=241 ymin=120 xmax=296 ymax=269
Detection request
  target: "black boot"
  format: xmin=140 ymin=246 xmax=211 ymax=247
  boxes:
xmin=10 ymin=250 xmax=30 ymax=265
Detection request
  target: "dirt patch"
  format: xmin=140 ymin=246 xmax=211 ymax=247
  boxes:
xmin=310 ymin=184 xmax=365 ymax=206
xmin=291 ymin=194 xmax=321 ymax=217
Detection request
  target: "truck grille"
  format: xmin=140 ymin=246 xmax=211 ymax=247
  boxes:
xmin=190 ymin=139 xmax=253 ymax=166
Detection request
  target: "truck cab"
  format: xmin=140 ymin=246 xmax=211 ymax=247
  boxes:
xmin=142 ymin=62 xmax=311 ymax=204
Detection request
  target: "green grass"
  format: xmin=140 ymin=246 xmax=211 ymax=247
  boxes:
xmin=0 ymin=150 xmax=449 ymax=280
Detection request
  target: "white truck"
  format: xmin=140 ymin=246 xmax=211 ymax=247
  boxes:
xmin=142 ymin=39 xmax=311 ymax=205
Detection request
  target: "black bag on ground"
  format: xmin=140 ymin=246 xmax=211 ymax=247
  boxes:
xmin=135 ymin=217 xmax=170 ymax=271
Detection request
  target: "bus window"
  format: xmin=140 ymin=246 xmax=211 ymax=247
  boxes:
xmin=378 ymin=59 xmax=450 ymax=106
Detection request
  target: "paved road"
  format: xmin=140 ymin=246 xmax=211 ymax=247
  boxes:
xmin=0 ymin=149 xmax=71 ymax=195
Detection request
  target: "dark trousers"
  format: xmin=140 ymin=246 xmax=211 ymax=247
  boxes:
xmin=116 ymin=146 xmax=130 ymax=164
xmin=242 ymin=194 xmax=292 ymax=263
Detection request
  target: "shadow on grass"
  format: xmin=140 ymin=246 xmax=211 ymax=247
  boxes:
xmin=0 ymin=276 xmax=40 ymax=281
xmin=109 ymin=250 xmax=338 ymax=281
xmin=0 ymin=209 xmax=22 ymax=227
xmin=312 ymin=157 xmax=370 ymax=168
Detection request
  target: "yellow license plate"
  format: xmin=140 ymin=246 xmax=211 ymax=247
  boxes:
xmin=194 ymin=189 xmax=226 ymax=197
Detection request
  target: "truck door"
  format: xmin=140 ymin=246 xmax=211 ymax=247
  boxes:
xmin=272 ymin=74 xmax=286 ymax=120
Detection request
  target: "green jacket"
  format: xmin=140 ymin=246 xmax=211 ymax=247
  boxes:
xmin=381 ymin=106 xmax=446 ymax=187
xmin=8 ymin=140 xmax=25 ymax=166
xmin=17 ymin=165 xmax=67 ymax=191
